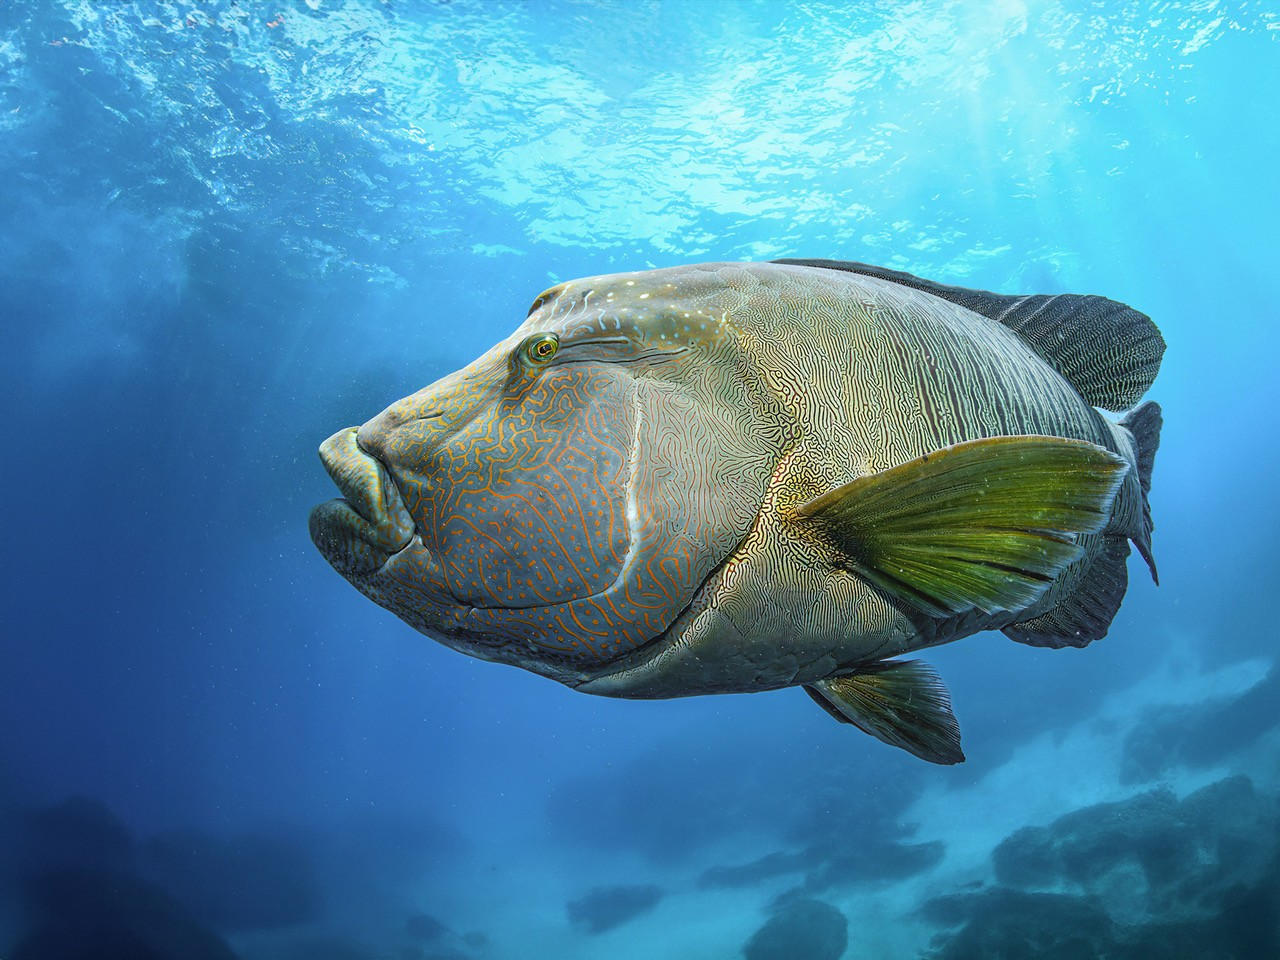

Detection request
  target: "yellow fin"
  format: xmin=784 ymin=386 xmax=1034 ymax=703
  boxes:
xmin=798 ymin=435 xmax=1127 ymax=617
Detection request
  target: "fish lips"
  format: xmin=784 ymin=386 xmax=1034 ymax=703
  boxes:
xmin=309 ymin=426 xmax=416 ymax=577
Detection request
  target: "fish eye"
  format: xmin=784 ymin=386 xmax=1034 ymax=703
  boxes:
xmin=519 ymin=333 xmax=560 ymax=367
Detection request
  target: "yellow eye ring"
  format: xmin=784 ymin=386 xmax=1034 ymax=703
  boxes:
xmin=520 ymin=333 xmax=560 ymax=367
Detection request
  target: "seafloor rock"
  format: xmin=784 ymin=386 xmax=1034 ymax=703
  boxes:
xmin=1121 ymin=667 xmax=1280 ymax=784
xmin=742 ymin=897 xmax=848 ymax=960
xmin=3 ymin=796 xmax=241 ymax=959
xmin=993 ymin=775 xmax=1278 ymax=919
xmin=700 ymin=850 xmax=809 ymax=889
xmin=699 ymin=833 xmax=943 ymax=893
xmin=566 ymin=884 xmax=664 ymax=934
xmin=806 ymin=836 xmax=945 ymax=891
xmin=923 ymin=879 xmax=1280 ymax=960
xmin=400 ymin=911 xmax=481 ymax=960
xmin=698 ymin=762 xmax=942 ymax=896
xmin=925 ymin=775 xmax=1280 ymax=959
xmin=922 ymin=887 xmax=1117 ymax=960
xmin=11 ymin=868 xmax=239 ymax=960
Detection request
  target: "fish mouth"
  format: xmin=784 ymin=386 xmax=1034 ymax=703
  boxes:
xmin=309 ymin=427 xmax=416 ymax=577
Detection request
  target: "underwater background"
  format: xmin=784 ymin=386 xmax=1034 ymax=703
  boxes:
xmin=2 ymin=1 xmax=1278 ymax=958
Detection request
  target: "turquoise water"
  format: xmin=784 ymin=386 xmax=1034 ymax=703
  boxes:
xmin=1 ymin=2 xmax=1278 ymax=957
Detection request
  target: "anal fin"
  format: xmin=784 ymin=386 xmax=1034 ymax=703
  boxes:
xmin=1003 ymin=535 xmax=1130 ymax=649
xmin=805 ymin=660 xmax=964 ymax=765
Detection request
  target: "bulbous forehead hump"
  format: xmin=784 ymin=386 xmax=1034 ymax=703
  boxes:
xmin=524 ymin=263 xmax=749 ymax=345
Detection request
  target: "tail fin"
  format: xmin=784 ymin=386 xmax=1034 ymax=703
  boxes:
xmin=1001 ymin=400 xmax=1163 ymax=650
xmin=1121 ymin=400 xmax=1162 ymax=584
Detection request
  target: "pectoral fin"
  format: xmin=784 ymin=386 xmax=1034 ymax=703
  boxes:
xmin=797 ymin=435 xmax=1128 ymax=617
xmin=805 ymin=660 xmax=964 ymax=765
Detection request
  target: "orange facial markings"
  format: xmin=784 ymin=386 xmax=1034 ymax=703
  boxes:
xmin=333 ymin=269 xmax=781 ymax=671
xmin=379 ymin=363 xmax=639 ymax=642
xmin=501 ymin=490 xmax=591 ymax=591
xmin=546 ymin=460 xmax=598 ymax=566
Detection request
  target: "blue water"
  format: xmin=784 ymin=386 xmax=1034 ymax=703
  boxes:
xmin=2 ymin=2 xmax=1278 ymax=957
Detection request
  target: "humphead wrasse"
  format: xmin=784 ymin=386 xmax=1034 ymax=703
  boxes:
xmin=310 ymin=259 xmax=1163 ymax=763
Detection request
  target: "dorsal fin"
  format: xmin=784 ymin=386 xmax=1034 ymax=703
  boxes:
xmin=772 ymin=258 xmax=1165 ymax=412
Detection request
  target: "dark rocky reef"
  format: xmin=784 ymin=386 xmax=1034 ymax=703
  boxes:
xmin=923 ymin=775 xmax=1280 ymax=960
xmin=566 ymin=884 xmax=664 ymax=934
xmin=742 ymin=897 xmax=848 ymax=960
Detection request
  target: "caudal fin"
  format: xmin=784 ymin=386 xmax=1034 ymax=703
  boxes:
xmin=1121 ymin=400 xmax=1162 ymax=583
xmin=1002 ymin=400 xmax=1163 ymax=650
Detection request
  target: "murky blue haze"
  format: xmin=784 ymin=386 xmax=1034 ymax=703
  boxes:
xmin=1 ymin=1 xmax=1277 ymax=958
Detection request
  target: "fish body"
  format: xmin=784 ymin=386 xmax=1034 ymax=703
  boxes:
xmin=310 ymin=260 xmax=1163 ymax=762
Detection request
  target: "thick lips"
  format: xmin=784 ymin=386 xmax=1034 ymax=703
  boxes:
xmin=309 ymin=427 xmax=415 ymax=576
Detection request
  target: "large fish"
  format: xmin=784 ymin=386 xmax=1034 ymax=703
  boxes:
xmin=310 ymin=259 xmax=1163 ymax=763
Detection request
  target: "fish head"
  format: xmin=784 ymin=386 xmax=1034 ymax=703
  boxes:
xmin=309 ymin=265 xmax=789 ymax=683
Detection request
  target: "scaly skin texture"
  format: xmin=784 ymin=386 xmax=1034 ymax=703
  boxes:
xmin=310 ymin=262 xmax=1149 ymax=697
